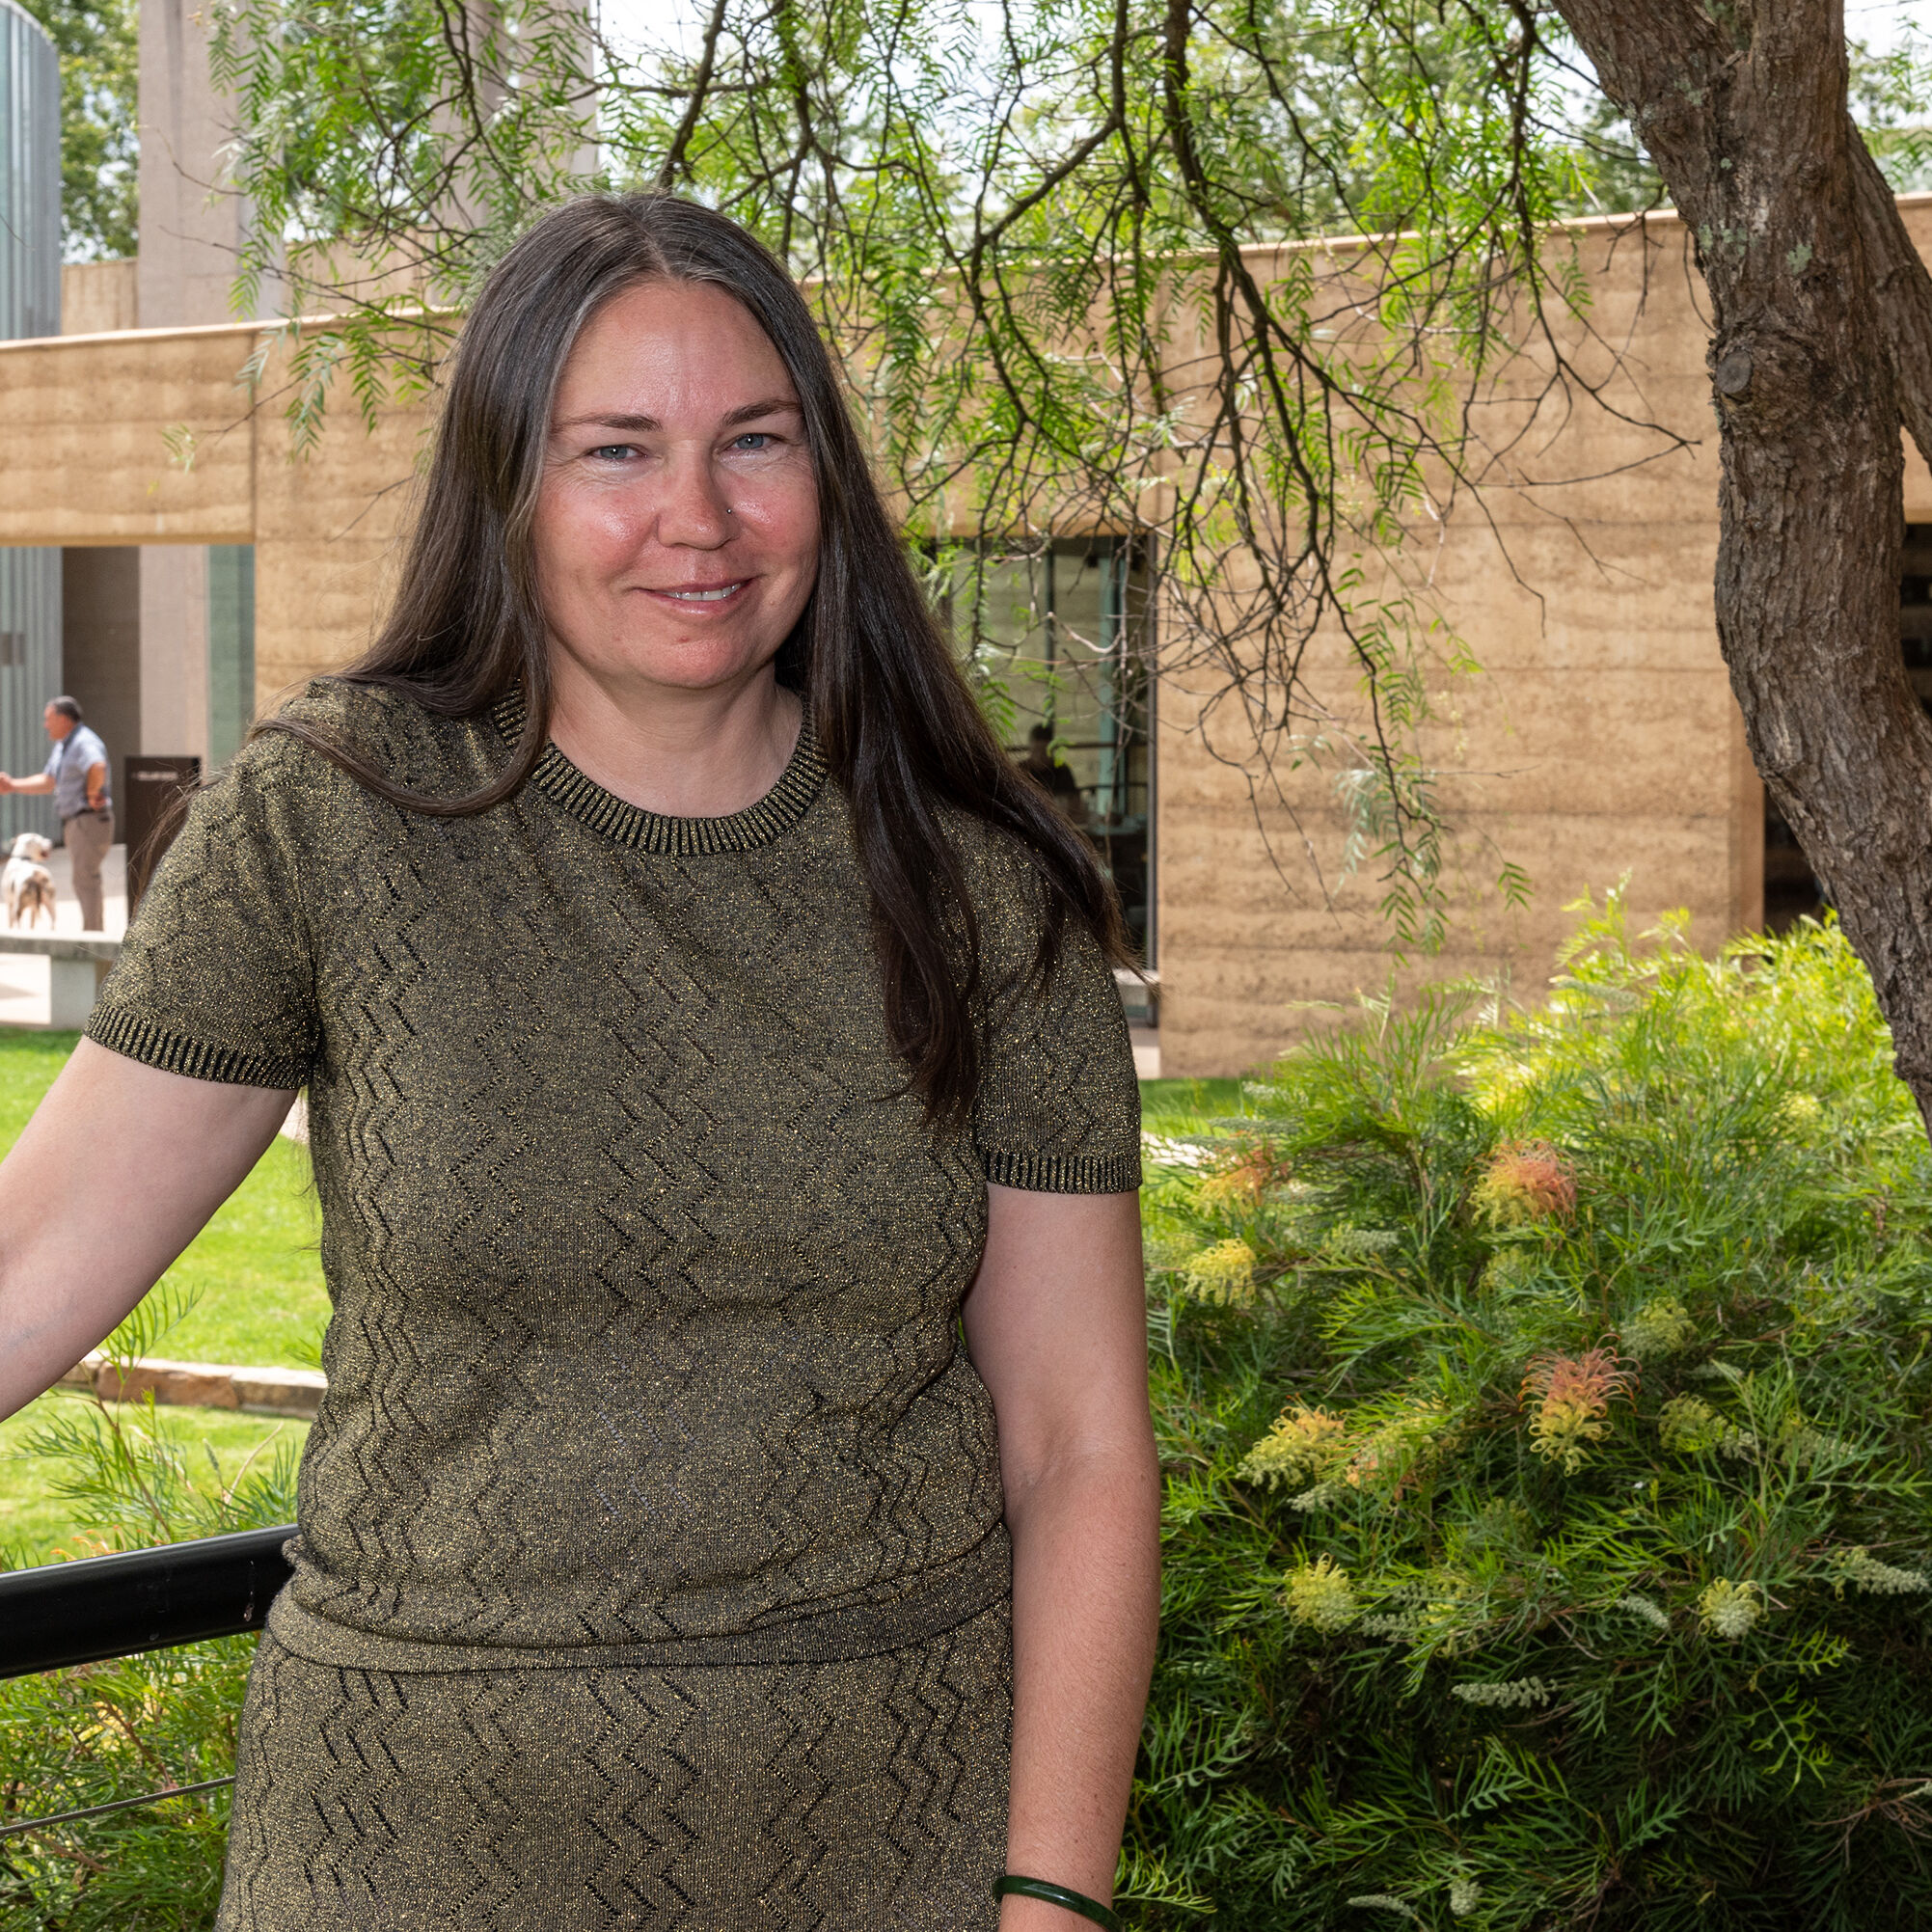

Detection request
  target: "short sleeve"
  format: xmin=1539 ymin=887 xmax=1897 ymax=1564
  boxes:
xmin=86 ymin=738 xmax=319 ymax=1090
xmin=970 ymin=869 xmax=1142 ymax=1194
xmin=41 ymin=742 xmax=58 ymax=779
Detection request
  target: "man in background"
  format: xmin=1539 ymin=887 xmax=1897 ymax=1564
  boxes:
xmin=0 ymin=698 xmax=114 ymax=931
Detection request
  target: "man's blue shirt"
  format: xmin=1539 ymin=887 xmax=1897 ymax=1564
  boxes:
xmin=43 ymin=723 xmax=111 ymax=819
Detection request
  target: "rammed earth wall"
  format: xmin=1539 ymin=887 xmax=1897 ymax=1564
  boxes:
xmin=8 ymin=204 xmax=1932 ymax=1074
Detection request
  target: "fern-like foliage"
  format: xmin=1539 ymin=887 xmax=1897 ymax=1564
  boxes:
xmin=1134 ymin=897 xmax=1932 ymax=1929
xmin=0 ymin=1290 xmax=300 ymax=1925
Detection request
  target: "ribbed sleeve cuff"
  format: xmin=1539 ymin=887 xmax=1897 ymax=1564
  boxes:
xmin=86 ymin=1005 xmax=308 ymax=1091
xmin=980 ymin=1148 xmax=1142 ymax=1193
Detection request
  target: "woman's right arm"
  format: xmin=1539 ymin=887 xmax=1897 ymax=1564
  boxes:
xmin=0 ymin=1039 xmax=295 ymax=1424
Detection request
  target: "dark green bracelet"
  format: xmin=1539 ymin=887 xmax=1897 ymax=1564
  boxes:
xmin=993 ymin=1873 xmax=1124 ymax=1931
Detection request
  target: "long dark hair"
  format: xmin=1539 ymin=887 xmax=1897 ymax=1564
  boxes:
xmin=260 ymin=193 xmax=1129 ymax=1123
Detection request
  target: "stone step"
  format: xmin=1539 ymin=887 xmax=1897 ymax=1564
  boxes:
xmin=57 ymin=1352 xmax=324 ymax=1420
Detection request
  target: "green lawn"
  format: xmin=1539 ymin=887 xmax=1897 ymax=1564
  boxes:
xmin=0 ymin=1033 xmax=325 ymax=1568
xmin=0 ymin=1395 xmax=307 ymax=1569
xmin=1139 ymin=1075 xmax=1245 ymax=1129
xmin=0 ymin=1032 xmax=330 ymax=1370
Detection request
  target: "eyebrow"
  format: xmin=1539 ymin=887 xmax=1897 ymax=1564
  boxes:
xmin=554 ymin=396 xmax=803 ymax=434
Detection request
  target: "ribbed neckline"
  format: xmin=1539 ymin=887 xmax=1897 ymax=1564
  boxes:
xmin=489 ymin=688 xmax=828 ymax=856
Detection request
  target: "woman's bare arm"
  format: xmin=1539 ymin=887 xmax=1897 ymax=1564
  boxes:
xmin=0 ymin=1039 xmax=295 ymax=1423
xmin=963 ymin=1183 xmax=1160 ymax=1930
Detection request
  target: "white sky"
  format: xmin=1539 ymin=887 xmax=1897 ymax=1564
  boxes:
xmin=601 ymin=1 xmax=1932 ymax=89
xmin=1858 ymin=0 xmax=1932 ymax=41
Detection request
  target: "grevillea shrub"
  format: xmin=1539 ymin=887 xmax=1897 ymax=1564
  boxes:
xmin=0 ymin=1636 xmax=254 ymax=1929
xmin=1126 ymin=896 xmax=1932 ymax=1931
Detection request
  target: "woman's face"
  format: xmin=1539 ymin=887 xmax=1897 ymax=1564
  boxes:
xmin=532 ymin=279 xmax=820 ymax=703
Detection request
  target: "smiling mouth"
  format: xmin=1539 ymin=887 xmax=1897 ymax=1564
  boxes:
xmin=658 ymin=582 xmax=748 ymax=603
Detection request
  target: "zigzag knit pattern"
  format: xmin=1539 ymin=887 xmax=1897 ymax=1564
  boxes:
xmin=218 ymin=1606 xmax=1011 ymax=1930
xmin=89 ymin=682 xmax=1141 ymax=1673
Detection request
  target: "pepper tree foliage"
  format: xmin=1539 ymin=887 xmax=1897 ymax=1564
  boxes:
xmin=1131 ymin=899 xmax=1932 ymax=1927
xmin=207 ymin=0 xmax=1697 ymax=948
xmin=205 ymin=0 xmax=1932 ymax=950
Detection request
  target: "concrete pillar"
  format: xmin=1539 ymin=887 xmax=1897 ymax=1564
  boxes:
xmin=137 ymin=0 xmax=250 ymax=331
xmin=59 ymin=260 xmax=139 ymax=336
xmin=138 ymin=0 xmax=263 ymax=763
xmin=140 ymin=543 xmax=209 ymax=764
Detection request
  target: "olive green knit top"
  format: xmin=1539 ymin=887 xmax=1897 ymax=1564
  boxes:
xmin=87 ymin=684 xmax=1141 ymax=1673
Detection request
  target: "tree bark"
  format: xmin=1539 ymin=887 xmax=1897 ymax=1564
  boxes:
xmin=1549 ymin=0 xmax=1932 ymax=1127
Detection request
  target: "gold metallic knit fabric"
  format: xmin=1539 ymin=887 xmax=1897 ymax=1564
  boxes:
xmin=88 ymin=680 xmax=1137 ymax=1664
xmin=215 ymin=1605 xmax=1011 ymax=1931
xmin=92 ymin=686 xmax=1134 ymax=1921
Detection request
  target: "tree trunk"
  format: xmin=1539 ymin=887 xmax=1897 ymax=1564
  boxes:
xmin=1548 ymin=0 xmax=1932 ymax=1128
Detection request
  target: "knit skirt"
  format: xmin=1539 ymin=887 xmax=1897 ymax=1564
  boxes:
xmin=213 ymin=1602 xmax=1011 ymax=1931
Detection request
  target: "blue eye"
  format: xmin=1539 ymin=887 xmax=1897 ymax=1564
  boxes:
xmin=733 ymin=432 xmax=772 ymax=450
xmin=590 ymin=444 xmax=635 ymax=461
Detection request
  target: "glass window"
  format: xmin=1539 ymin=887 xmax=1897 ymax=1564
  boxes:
xmin=938 ymin=537 xmax=1155 ymax=962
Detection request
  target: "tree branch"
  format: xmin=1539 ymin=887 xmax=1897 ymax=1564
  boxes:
xmin=1849 ymin=122 xmax=1932 ymax=476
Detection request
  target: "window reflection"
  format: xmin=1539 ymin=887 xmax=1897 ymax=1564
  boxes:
xmin=936 ymin=538 xmax=1154 ymax=962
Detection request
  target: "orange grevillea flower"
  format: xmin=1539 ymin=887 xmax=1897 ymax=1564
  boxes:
xmin=1198 ymin=1141 xmax=1292 ymax=1209
xmin=1520 ymin=1347 xmax=1637 ymax=1474
xmin=1341 ymin=1399 xmax=1453 ymax=1498
xmin=1472 ymin=1140 xmax=1578 ymax=1228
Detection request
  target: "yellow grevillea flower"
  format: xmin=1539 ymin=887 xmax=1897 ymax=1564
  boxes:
xmin=1832 ymin=1547 xmax=1930 ymax=1596
xmin=1238 ymin=1404 xmax=1347 ymax=1490
xmin=1699 ymin=1577 xmax=1763 ymax=1640
xmin=1182 ymin=1238 xmax=1257 ymax=1306
xmin=1623 ymin=1297 xmax=1696 ymax=1361
xmin=1285 ymin=1554 xmax=1358 ymax=1632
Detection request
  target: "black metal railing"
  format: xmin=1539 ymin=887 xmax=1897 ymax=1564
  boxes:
xmin=0 ymin=1523 xmax=295 ymax=1679
xmin=0 ymin=1527 xmax=296 ymax=1840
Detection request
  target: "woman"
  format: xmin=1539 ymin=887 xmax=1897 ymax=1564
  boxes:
xmin=0 ymin=196 xmax=1158 ymax=1930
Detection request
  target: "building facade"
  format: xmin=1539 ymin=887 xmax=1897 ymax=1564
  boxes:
xmin=0 ymin=0 xmax=62 ymax=839
xmin=7 ymin=9 xmax=1927 ymax=1073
